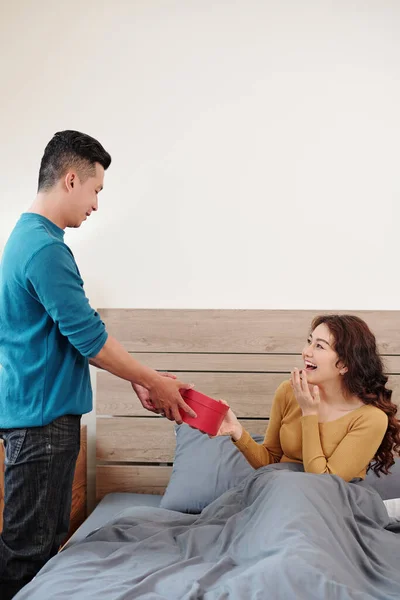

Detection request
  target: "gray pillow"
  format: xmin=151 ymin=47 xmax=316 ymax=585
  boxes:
xmin=160 ymin=424 xmax=263 ymax=513
xmin=364 ymin=459 xmax=400 ymax=500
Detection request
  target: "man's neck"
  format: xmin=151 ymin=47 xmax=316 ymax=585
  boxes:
xmin=28 ymin=193 xmax=66 ymax=230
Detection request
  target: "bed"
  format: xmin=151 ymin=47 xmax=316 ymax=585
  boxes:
xmin=15 ymin=309 xmax=400 ymax=599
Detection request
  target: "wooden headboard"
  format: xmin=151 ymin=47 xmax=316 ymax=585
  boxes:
xmin=95 ymin=309 xmax=400 ymax=502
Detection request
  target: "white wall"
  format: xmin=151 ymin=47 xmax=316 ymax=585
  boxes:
xmin=1 ymin=1 xmax=400 ymax=509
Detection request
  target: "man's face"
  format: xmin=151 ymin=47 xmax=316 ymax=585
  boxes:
xmin=66 ymin=162 xmax=104 ymax=228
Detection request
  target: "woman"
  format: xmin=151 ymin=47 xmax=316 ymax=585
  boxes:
xmin=216 ymin=315 xmax=400 ymax=482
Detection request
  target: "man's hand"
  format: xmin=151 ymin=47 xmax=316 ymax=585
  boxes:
xmin=131 ymin=373 xmax=176 ymax=414
xmin=148 ymin=376 xmax=196 ymax=423
xmin=132 ymin=373 xmax=197 ymax=424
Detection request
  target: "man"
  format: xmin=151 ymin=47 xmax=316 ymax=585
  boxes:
xmin=0 ymin=130 xmax=196 ymax=599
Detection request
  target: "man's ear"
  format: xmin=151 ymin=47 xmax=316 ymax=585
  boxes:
xmin=64 ymin=172 xmax=76 ymax=192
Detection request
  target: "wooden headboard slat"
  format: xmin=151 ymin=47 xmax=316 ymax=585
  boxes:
xmin=96 ymin=417 xmax=267 ymax=463
xmin=98 ymin=309 xmax=400 ymax=354
xmin=96 ymin=372 xmax=400 ymax=418
xmin=98 ymin=372 xmax=284 ymax=418
xmin=96 ymin=465 xmax=171 ymax=500
xmin=124 ymin=353 xmax=400 ymax=374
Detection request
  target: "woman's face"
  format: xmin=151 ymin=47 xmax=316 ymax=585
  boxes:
xmin=301 ymin=323 xmax=347 ymax=385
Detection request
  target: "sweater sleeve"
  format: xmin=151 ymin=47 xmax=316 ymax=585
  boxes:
xmin=232 ymin=381 xmax=287 ymax=469
xmin=26 ymin=242 xmax=108 ymax=358
xmin=301 ymin=409 xmax=388 ymax=481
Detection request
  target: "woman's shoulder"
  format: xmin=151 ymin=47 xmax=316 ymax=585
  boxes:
xmin=351 ymin=403 xmax=388 ymax=429
xmin=275 ymin=380 xmax=297 ymax=405
xmin=277 ymin=379 xmax=292 ymax=392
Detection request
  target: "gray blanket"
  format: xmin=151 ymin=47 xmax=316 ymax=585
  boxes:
xmin=15 ymin=466 xmax=400 ymax=600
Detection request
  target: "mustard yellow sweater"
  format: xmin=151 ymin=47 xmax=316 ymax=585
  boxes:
xmin=233 ymin=380 xmax=388 ymax=481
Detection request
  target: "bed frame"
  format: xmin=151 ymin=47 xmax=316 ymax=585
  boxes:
xmin=95 ymin=309 xmax=400 ymax=503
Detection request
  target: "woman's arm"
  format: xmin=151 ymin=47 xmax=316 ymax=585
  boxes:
xmin=301 ymin=410 xmax=388 ymax=481
xmin=232 ymin=382 xmax=287 ymax=469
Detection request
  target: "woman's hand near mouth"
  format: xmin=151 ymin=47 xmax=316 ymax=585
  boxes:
xmin=290 ymin=368 xmax=320 ymax=416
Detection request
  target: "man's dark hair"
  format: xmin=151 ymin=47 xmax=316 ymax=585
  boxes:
xmin=37 ymin=130 xmax=112 ymax=192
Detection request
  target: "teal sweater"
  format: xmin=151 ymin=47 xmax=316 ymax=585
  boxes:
xmin=0 ymin=213 xmax=108 ymax=427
